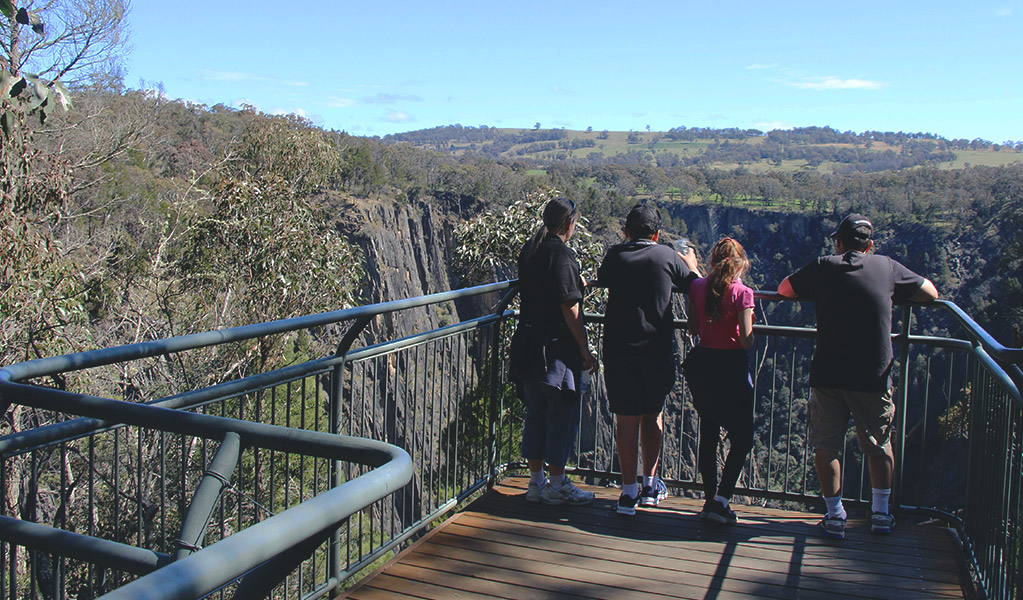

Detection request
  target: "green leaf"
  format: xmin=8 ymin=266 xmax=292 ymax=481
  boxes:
xmin=0 ymin=0 xmax=12 ymax=20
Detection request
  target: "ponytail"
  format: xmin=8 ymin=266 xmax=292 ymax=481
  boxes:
xmin=520 ymin=196 xmax=577 ymax=263
xmin=704 ymin=237 xmax=750 ymax=322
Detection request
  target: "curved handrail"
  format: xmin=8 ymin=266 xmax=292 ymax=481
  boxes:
xmin=0 ymin=281 xmax=515 ymax=383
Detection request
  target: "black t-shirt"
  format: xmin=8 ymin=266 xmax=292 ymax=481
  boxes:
xmin=787 ymin=251 xmax=926 ymax=392
xmin=517 ymin=234 xmax=583 ymax=338
xmin=598 ymin=239 xmax=697 ymax=356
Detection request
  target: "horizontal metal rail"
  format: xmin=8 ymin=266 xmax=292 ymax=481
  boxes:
xmin=1 ymin=280 xmax=1020 ymax=599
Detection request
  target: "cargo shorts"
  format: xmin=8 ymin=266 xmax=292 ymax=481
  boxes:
xmin=808 ymin=386 xmax=895 ymax=456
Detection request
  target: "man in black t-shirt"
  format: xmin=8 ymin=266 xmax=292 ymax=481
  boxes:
xmin=598 ymin=203 xmax=699 ymax=515
xmin=779 ymin=213 xmax=938 ymax=539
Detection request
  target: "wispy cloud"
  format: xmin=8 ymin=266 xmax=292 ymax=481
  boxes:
xmin=383 ymin=110 xmax=414 ymax=123
xmin=202 ymin=70 xmax=308 ymax=87
xmin=755 ymin=121 xmax=790 ymax=131
xmin=996 ymin=7 xmax=1013 ymax=16
xmin=362 ymin=93 xmax=422 ymax=104
xmin=747 ymin=62 xmax=778 ymax=70
xmin=786 ymin=76 xmax=885 ymax=91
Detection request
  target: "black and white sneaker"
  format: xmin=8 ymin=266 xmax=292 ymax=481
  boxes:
xmin=871 ymin=511 xmax=895 ymax=534
xmin=638 ymin=478 xmax=669 ymax=507
xmin=616 ymin=492 xmax=638 ymax=516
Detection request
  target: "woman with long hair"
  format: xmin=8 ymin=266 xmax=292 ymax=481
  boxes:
xmin=683 ymin=237 xmax=755 ymax=525
xmin=511 ymin=196 xmax=598 ymax=505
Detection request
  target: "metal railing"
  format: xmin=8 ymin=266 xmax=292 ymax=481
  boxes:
xmin=1 ymin=282 xmax=1021 ymax=599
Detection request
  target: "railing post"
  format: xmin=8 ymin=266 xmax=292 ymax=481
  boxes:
xmin=893 ymin=303 xmax=913 ymax=511
xmin=328 ymin=360 xmax=345 ymax=591
xmin=486 ymin=318 xmax=503 ymax=490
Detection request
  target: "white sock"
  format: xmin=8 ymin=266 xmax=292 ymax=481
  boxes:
xmin=824 ymin=495 xmax=846 ymax=519
xmin=872 ymin=488 xmax=891 ymax=514
xmin=530 ymin=470 xmax=547 ymax=486
xmin=643 ymin=475 xmax=655 ymax=489
xmin=623 ymin=482 xmax=640 ymax=498
xmin=714 ymin=495 xmax=730 ymax=509
xmin=550 ymin=473 xmax=566 ymax=488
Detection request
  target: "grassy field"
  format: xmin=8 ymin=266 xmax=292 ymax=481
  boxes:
xmin=464 ymin=128 xmax=1023 ymax=170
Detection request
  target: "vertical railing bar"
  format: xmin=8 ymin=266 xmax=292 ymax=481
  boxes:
xmin=135 ymin=428 xmax=143 ymax=552
xmin=767 ymin=338 xmax=778 ymax=495
xmin=917 ymin=350 xmax=932 ymax=510
xmin=487 ymin=321 xmax=500 ymax=489
xmin=89 ymin=434 xmax=97 ymax=594
xmin=443 ymin=337 xmax=453 ymax=499
xmin=893 ymin=304 xmax=913 ymax=509
xmin=786 ymin=347 xmax=795 ymax=495
xmin=1 ymin=456 xmax=8 ymax=600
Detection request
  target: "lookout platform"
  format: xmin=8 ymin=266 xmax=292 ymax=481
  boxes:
xmin=342 ymin=476 xmax=967 ymax=600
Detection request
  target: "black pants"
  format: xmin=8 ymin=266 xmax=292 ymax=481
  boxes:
xmin=685 ymin=347 xmax=755 ymax=500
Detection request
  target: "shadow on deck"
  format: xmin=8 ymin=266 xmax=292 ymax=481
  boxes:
xmin=343 ymin=476 xmax=967 ymax=600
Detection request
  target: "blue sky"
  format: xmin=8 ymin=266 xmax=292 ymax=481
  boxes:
xmin=125 ymin=1 xmax=1023 ymax=142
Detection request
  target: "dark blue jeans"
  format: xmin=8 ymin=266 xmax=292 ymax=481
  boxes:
xmin=520 ymin=380 xmax=580 ymax=468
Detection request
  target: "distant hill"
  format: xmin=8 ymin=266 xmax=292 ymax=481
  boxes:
xmin=384 ymin=125 xmax=1023 ymax=174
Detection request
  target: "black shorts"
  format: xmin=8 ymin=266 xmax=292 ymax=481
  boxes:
xmin=603 ymin=352 xmax=676 ymax=416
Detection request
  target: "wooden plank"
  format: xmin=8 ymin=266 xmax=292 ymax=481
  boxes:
xmin=431 ymin=522 xmax=962 ymax=596
xmin=341 ymin=476 xmax=966 ymax=599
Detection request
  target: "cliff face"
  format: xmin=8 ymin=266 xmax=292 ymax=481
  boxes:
xmin=327 ymin=190 xmax=492 ymax=342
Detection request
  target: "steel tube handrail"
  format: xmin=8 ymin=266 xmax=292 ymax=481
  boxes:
xmin=0 ymin=516 xmax=172 ymax=575
xmin=97 ymin=451 xmax=413 ymax=600
xmin=0 ymin=281 xmax=514 ymax=383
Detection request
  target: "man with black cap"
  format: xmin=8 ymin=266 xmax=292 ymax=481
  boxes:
xmin=778 ymin=213 xmax=939 ymax=539
xmin=598 ymin=203 xmax=700 ymax=515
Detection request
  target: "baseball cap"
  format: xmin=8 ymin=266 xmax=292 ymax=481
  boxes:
xmin=830 ymin=213 xmax=873 ymax=240
xmin=625 ymin=203 xmax=661 ymax=237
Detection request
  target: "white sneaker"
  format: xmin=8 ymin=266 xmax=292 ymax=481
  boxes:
xmin=541 ymin=479 xmax=595 ymax=505
xmin=525 ymin=481 xmax=544 ymax=502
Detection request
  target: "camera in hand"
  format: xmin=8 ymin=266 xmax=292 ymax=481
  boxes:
xmin=672 ymin=238 xmax=691 ymax=254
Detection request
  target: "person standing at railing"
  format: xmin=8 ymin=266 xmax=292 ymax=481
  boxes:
xmin=597 ymin=203 xmax=700 ymax=515
xmin=778 ymin=213 xmax=939 ymax=539
xmin=511 ymin=196 xmax=599 ymax=506
xmin=683 ymin=237 xmax=756 ymax=525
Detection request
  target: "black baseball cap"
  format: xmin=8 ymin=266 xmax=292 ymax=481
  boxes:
xmin=830 ymin=213 xmax=873 ymax=241
xmin=625 ymin=203 xmax=661 ymax=237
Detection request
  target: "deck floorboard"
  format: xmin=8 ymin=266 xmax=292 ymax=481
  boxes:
xmin=342 ymin=476 xmax=967 ymax=599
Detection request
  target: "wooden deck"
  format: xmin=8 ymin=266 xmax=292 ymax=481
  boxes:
xmin=342 ymin=476 xmax=967 ymax=599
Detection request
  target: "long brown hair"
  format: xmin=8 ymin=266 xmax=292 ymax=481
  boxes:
xmin=704 ymin=237 xmax=750 ymax=322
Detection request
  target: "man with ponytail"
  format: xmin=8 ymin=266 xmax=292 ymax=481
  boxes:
xmin=778 ymin=213 xmax=939 ymax=539
xmin=597 ymin=203 xmax=700 ymax=515
xmin=514 ymin=196 xmax=598 ymax=506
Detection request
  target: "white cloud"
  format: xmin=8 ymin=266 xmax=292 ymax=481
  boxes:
xmin=755 ymin=121 xmax=791 ymax=131
xmin=232 ymin=98 xmax=260 ymax=110
xmin=328 ymin=96 xmax=357 ymax=108
xmin=996 ymin=7 xmax=1013 ymax=16
xmin=747 ymin=62 xmax=778 ymax=70
xmin=787 ymin=76 xmax=885 ymax=91
xmin=383 ymin=111 xmax=414 ymax=123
